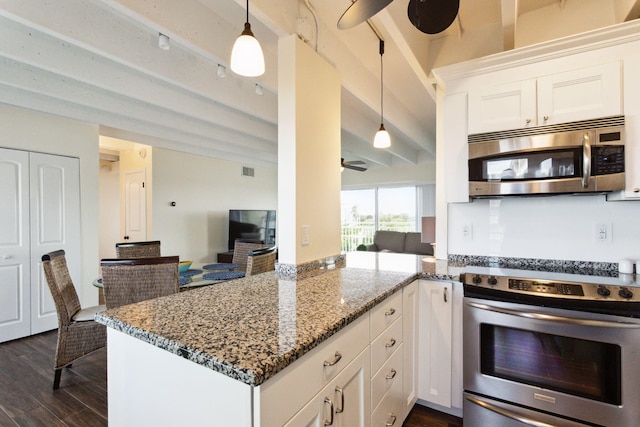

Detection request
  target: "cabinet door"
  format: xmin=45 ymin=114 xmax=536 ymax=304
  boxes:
xmin=613 ymin=54 xmax=640 ymax=199
xmin=30 ymin=152 xmax=81 ymax=334
xmin=402 ymin=280 xmax=419 ymax=416
xmin=0 ymin=148 xmax=30 ymax=343
xmin=418 ymin=280 xmax=453 ymax=407
xmin=537 ymin=62 xmax=621 ymax=126
xmin=284 ymin=348 xmax=370 ymax=427
xmin=468 ymin=79 xmax=537 ymax=134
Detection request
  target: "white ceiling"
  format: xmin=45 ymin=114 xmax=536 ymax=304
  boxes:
xmin=1 ymin=0 xmax=638 ymax=171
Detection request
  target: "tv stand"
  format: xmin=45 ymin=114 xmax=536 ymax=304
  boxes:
xmin=217 ymin=251 xmax=233 ymax=263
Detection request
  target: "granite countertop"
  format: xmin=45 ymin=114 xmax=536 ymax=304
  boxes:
xmin=95 ymin=252 xmax=441 ymax=387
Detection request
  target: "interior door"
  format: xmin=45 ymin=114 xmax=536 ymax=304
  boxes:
xmin=124 ymin=169 xmax=146 ymax=242
xmin=0 ymin=148 xmax=30 ymax=343
xmin=30 ymin=152 xmax=81 ymax=334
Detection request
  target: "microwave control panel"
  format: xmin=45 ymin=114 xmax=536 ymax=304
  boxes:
xmin=592 ymin=145 xmax=624 ymax=175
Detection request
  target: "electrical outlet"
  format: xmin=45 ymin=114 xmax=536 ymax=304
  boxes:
xmin=462 ymin=223 xmax=473 ymax=240
xmin=595 ymin=223 xmax=611 ymax=242
xmin=301 ymin=225 xmax=310 ymax=245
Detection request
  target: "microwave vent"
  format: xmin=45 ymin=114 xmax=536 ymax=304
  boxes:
xmin=468 ymin=115 xmax=625 ymax=144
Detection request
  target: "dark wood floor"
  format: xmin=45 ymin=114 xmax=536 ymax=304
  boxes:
xmin=0 ymin=330 xmax=463 ymax=426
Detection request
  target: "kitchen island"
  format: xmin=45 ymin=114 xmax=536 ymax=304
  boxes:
xmin=96 ymin=252 xmax=455 ymax=426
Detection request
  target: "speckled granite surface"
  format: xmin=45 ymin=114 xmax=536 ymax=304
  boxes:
xmin=95 ymin=256 xmax=418 ymax=386
xmin=95 ymin=250 xmax=620 ymax=387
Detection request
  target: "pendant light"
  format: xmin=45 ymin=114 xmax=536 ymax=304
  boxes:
xmin=373 ymin=39 xmax=391 ymax=148
xmin=230 ymin=0 xmax=265 ymax=77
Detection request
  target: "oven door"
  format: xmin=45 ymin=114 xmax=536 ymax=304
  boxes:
xmin=463 ymin=297 xmax=640 ymax=427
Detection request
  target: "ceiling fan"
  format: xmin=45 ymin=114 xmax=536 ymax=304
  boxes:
xmin=338 ymin=0 xmax=460 ymax=34
xmin=341 ymin=158 xmax=368 ymax=172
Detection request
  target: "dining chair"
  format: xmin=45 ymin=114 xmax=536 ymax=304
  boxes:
xmin=115 ymin=240 xmax=161 ymax=258
xmin=42 ymin=250 xmax=107 ymax=389
xmin=231 ymin=240 xmax=264 ymax=272
xmin=246 ymin=246 xmax=277 ymax=276
xmin=100 ymin=256 xmax=179 ymax=309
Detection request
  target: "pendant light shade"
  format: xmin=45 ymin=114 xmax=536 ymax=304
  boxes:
xmin=230 ymin=1 xmax=265 ymax=77
xmin=374 ymin=40 xmax=391 ymax=148
xmin=374 ymin=124 xmax=391 ymax=148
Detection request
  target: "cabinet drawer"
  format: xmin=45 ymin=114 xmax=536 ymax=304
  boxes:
xmin=259 ymin=314 xmax=369 ymax=427
xmin=371 ymin=343 xmax=403 ymax=410
xmin=370 ymin=290 xmax=402 ymax=339
xmin=371 ymin=368 xmax=404 ymax=427
xmin=371 ymin=316 xmax=402 ymax=374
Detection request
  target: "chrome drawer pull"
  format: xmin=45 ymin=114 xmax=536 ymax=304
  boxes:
xmin=385 ymin=338 xmax=396 ymax=348
xmin=385 ymin=307 xmax=396 ymax=316
xmin=385 ymin=368 xmax=397 ymax=380
xmin=385 ymin=413 xmax=397 ymax=426
xmin=323 ymin=351 xmax=342 ymax=367
xmin=323 ymin=397 xmax=334 ymax=426
xmin=335 ymin=386 xmax=344 ymax=413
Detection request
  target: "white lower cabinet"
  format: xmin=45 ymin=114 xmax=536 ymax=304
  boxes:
xmin=417 ymin=279 xmax=463 ymax=415
xmin=261 ymin=286 xmax=419 ymax=426
xmin=284 ymin=348 xmax=371 ymax=427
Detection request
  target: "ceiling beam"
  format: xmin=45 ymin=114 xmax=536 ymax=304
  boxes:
xmin=500 ymin=0 xmax=517 ymax=51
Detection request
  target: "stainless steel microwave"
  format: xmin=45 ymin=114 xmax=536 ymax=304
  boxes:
xmin=468 ymin=116 xmax=625 ymax=197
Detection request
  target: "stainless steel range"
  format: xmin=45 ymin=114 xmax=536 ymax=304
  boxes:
xmin=462 ymin=268 xmax=640 ymax=427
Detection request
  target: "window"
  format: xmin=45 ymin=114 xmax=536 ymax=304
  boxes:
xmin=341 ymin=186 xmax=418 ymax=252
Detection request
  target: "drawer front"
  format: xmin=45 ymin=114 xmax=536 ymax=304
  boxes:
xmin=370 ymin=290 xmax=402 ymax=339
xmin=259 ymin=314 xmax=370 ymax=427
xmin=371 ymin=343 xmax=403 ymax=409
xmin=371 ymin=368 xmax=404 ymax=427
xmin=370 ymin=316 xmax=402 ymax=374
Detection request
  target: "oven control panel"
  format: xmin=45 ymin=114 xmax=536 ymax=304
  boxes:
xmin=463 ymin=273 xmax=640 ymax=302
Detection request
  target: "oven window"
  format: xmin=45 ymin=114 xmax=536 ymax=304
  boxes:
xmin=480 ymin=324 xmax=621 ymax=405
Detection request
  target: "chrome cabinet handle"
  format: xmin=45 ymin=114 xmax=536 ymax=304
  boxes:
xmin=385 ymin=413 xmax=397 ymax=426
xmin=525 ymin=118 xmax=531 ymax=124
xmin=385 ymin=368 xmax=397 ymax=380
xmin=3 ymin=254 xmax=12 ymax=260
xmin=543 ymin=115 xmax=550 ymax=121
xmin=466 ymin=301 xmax=640 ymax=328
xmin=385 ymin=338 xmax=396 ymax=348
xmin=582 ymin=132 xmax=591 ymax=188
xmin=633 ymin=187 xmax=640 ymax=193
xmin=335 ymin=386 xmax=344 ymax=413
xmin=444 ymin=287 xmax=448 ymax=303
xmin=323 ymin=397 xmax=334 ymax=426
xmin=323 ymin=351 xmax=342 ymax=367
xmin=385 ymin=307 xmax=396 ymax=316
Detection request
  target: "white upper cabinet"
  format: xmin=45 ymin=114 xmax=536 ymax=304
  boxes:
xmin=468 ymin=80 xmax=536 ymax=134
xmin=537 ymin=62 xmax=621 ymax=126
xmin=468 ymin=62 xmax=622 ymax=134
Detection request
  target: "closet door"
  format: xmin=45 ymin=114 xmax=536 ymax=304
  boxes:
xmin=0 ymin=148 xmax=30 ymax=343
xmin=30 ymin=152 xmax=81 ymax=334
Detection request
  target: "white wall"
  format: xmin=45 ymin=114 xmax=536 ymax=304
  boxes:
xmin=0 ymin=104 xmax=100 ymax=306
xmin=341 ymin=162 xmax=436 ymax=189
xmin=99 ymin=160 xmax=120 ymax=259
xmin=152 ymin=148 xmax=277 ymax=263
xmin=448 ymin=196 xmax=640 ymax=263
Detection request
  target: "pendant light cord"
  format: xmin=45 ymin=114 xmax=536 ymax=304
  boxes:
xmin=379 ymin=39 xmax=384 ymax=125
xmin=245 ymin=0 xmax=249 ymax=23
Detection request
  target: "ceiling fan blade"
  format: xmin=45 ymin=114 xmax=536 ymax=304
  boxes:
xmin=337 ymin=0 xmax=395 ymax=29
xmin=346 ymin=160 xmax=366 ymax=165
xmin=345 ymin=164 xmax=368 ymax=172
xmin=408 ymin=0 xmax=459 ymax=34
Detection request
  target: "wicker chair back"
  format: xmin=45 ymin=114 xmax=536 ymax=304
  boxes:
xmin=246 ymin=247 xmax=277 ymax=276
xmin=115 ymin=240 xmax=161 ymax=258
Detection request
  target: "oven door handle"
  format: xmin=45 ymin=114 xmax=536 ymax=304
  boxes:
xmin=466 ymin=301 xmax=640 ymax=328
xmin=465 ymin=395 xmax=556 ymax=427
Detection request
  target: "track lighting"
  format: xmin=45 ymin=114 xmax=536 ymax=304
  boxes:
xmin=158 ymin=33 xmax=170 ymax=50
xmin=217 ymin=64 xmax=227 ymax=78
xmin=230 ymin=0 xmax=265 ymax=77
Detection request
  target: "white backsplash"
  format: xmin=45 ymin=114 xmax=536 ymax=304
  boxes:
xmin=448 ymin=195 xmax=640 ymax=263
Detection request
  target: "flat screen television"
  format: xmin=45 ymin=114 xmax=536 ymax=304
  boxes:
xmin=228 ymin=209 xmax=276 ymax=250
